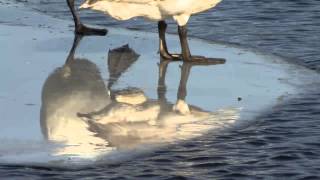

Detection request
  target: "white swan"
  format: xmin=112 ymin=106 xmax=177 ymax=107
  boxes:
xmin=80 ymin=0 xmax=222 ymax=27
xmin=67 ymin=0 xmax=224 ymax=63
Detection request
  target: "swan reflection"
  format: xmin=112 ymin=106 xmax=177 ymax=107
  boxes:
xmin=40 ymin=35 xmax=113 ymax=158
xmin=40 ymin=35 xmax=238 ymax=160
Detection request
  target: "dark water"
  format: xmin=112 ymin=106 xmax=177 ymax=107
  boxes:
xmin=3 ymin=0 xmax=320 ymax=179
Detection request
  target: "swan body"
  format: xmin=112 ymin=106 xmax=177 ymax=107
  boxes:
xmin=68 ymin=0 xmax=225 ymax=63
xmin=80 ymin=0 xmax=222 ymax=26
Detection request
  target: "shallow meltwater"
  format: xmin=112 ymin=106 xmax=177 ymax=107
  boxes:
xmin=1 ymin=1 xmax=320 ymax=179
xmin=39 ymin=41 xmax=238 ymax=163
xmin=0 ymin=18 xmax=316 ymax=167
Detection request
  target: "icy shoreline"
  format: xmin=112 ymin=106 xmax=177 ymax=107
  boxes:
xmin=0 ymin=0 xmax=318 ymax=167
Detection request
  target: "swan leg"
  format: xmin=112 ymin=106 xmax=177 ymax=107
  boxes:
xmin=157 ymin=60 xmax=170 ymax=101
xmin=173 ymin=63 xmax=192 ymax=115
xmin=65 ymin=34 xmax=83 ymax=64
xmin=66 ymin=0 xmax=107 ymax=36
xmin=157 ymin=60 xmax=174 ymax=119
xmin=177 ymin=63 xmax=191 ymax=101
xmin=158 ymin=21 xmax=181 ymax=60
xmin=178 ymin=25 xmax=226 ymax=65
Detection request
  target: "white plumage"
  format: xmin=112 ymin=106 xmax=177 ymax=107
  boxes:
xmin=80 ymin=0 xmax=222 ymax=26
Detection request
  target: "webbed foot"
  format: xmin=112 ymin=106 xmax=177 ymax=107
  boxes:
xmin=76 ymin=24 xmax=107 ymax=36
xmin=183 ymin=56 xmax=226 ymax=65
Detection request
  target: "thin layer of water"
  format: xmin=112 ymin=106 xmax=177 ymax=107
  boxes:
xmin=1 ymin=0 xmax=319 ymax=179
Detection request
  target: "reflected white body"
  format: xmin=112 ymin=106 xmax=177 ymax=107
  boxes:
xmin=40 ymin=59 xmax=112 ymax=157
xmin=40 ymin=58 xmax=238 ymax=158
xmin=85 ymin=91 xmax=239 ymax=150
xmin=80 ymin=0 xmax=222 ymax=26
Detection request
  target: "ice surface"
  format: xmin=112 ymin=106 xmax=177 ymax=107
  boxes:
xmin=0 ymin=2 xmax=318 ymax=167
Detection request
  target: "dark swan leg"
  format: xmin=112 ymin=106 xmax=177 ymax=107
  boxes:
xmin=156 ymin=59 xmax=173 ymax=118
xmin=65 ymin=34 xmax=83 ymax=64
xmin=66 ymin=0 xmax=107 ymax=36
xmin=157 ymin=60 xmax=170 ymax=101
xmin=172 ymin=62 xmax=192 ymax=115
xmin=158 ymin=21 xmax=180 ymax=60
xmin=177 ymin=63 xmax=192 ymax=101
xmin=178 ymin=25 xmax=226 ymax=65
